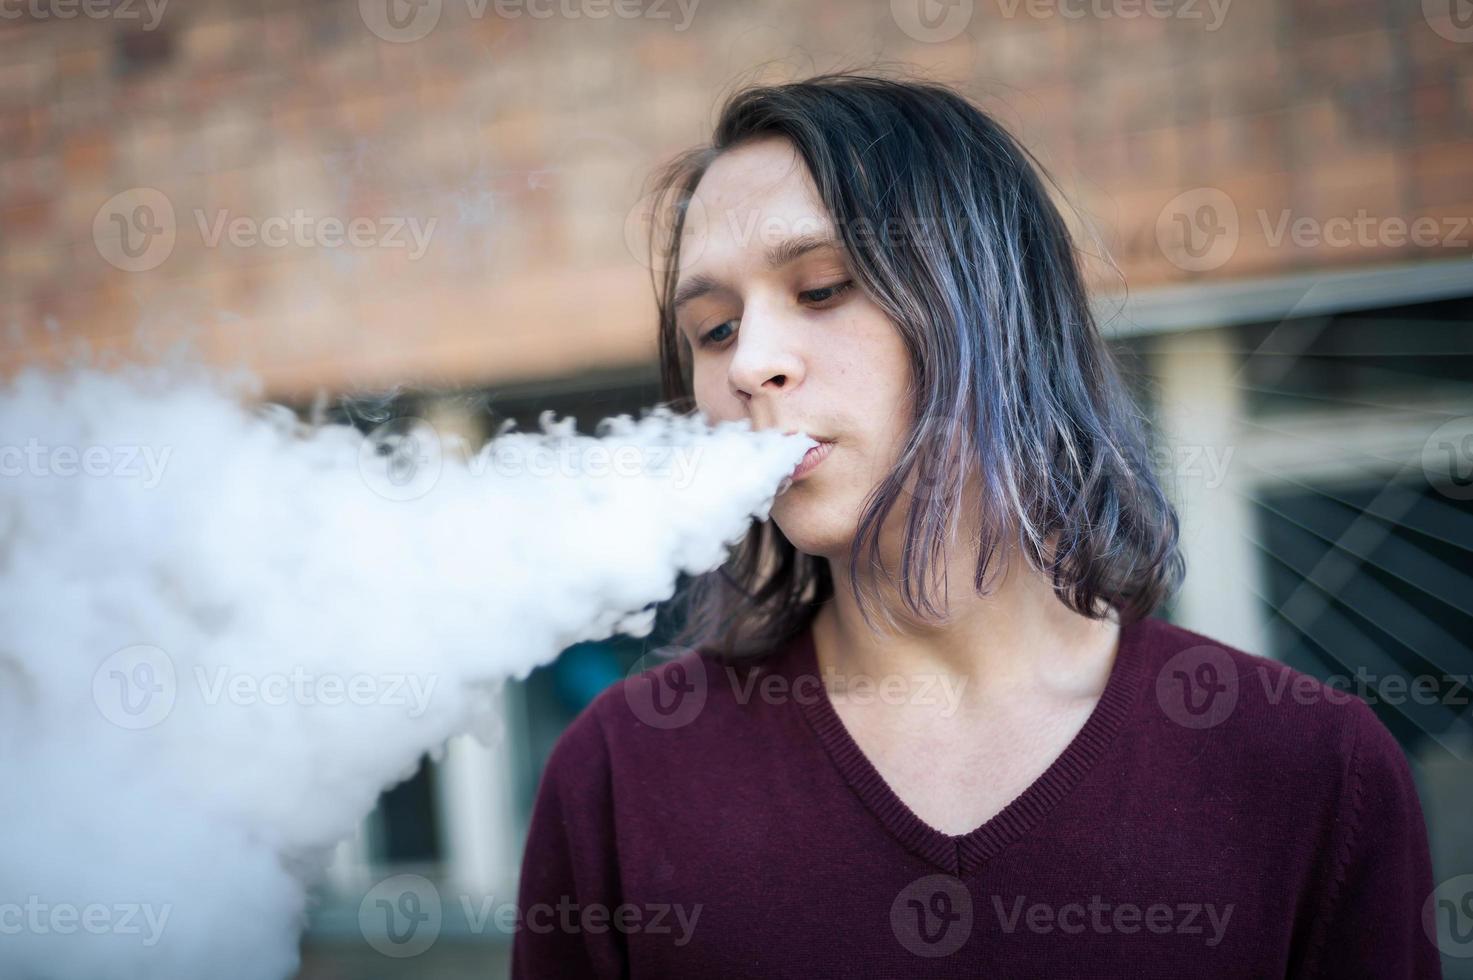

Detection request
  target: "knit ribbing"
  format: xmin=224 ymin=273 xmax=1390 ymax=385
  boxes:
xmin=789 ymin=617 xmax=1155 ymax=877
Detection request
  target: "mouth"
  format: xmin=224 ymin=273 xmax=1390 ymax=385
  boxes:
xmin=788 ymin=437 xmax=835 ymax=482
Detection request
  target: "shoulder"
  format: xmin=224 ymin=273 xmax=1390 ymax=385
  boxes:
xmin=1132 ymin=618 xmax=1413 ymax=800
xmin=537 ymin=642 xmax=791 ymax=788
xmin=1134 ymin=623 xmax=1442 ymax=979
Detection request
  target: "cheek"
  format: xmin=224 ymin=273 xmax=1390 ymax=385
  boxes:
xmin=823 ymin=316 xmax=911 ymax=405
xmin=844 ymin=325 xmax=915 ymax=469
xmin=690 ymin=362 xmax=732 ymax=421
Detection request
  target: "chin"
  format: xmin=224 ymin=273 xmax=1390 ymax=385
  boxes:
xmin=771 ymin=496 xmax=853 ymax=561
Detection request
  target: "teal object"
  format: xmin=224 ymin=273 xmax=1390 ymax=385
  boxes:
xmin=552 ymin=642 xmax=625 ymax=713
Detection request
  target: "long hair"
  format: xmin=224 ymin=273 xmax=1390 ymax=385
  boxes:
xmin=646 ymin=69 xmax=1184 ymax=660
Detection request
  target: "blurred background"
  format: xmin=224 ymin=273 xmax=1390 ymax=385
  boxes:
xmin=2 ymin=0 xmax=1471 ymax=975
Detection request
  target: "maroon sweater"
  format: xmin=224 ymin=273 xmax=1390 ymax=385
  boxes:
xmin=511 ymin=615 xmax=1441 ymax=978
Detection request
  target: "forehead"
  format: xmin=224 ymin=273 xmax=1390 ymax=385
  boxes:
xmin=679 ymin=137 xmax=835 ymax=273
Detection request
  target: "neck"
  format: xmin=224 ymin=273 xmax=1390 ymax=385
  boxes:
xmin=811 ymin=537 xmax=1122 ymax=704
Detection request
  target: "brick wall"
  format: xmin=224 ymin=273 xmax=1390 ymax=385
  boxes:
xmin=1 ymin=0 xmax=1469 ymax=394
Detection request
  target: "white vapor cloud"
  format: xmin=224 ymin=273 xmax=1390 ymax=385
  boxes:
xmin=0 ymin=362 xmax=814 ymax=979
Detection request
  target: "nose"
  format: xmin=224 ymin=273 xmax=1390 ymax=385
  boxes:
xmin=727 ymin=303 xmax=804 ymax=408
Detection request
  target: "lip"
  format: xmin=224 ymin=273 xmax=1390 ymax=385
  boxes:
xmin=789 ymin=439 xmax=835 ymax=481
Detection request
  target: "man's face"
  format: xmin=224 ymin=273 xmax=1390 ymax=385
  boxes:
xmin=673 ymin=136 xmax=915 ymax=560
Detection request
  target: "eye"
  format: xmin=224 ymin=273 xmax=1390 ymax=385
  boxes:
xmin=800 ymin=280 xmax=855 ymax=305
xmin=698 ymin=319 xmax=737 ymax=349
xmin=694 ymin=280 xmax=856 ymax=350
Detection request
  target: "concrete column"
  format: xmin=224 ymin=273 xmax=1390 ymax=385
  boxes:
xmin=1153 ymin=327 xmax=1270 ymax=657
xmin=434 ymin=687 xmax=521 ymax=899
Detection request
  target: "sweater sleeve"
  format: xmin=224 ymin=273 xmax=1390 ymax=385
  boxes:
xmin=1301 ymin=697 xmax=1442 ymax=980
xmin=510 ymin=697 xmax=628 ymax=979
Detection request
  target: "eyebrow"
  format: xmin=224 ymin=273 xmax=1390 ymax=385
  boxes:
xmin=672 ymin=233 xmax=845 ymax=313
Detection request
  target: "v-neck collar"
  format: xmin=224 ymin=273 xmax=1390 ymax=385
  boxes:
xmin=781 ymin=615 xmax=1153 ymax=877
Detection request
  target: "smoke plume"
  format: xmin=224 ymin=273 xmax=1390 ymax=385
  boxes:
xmin=0 ymin=362 xmax=813 ymax=979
